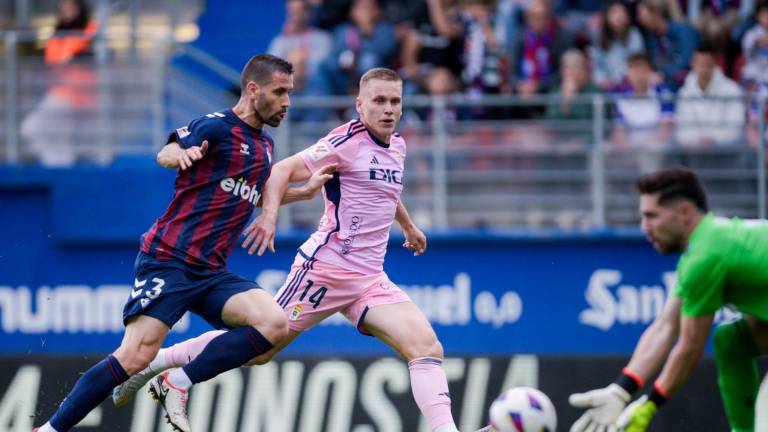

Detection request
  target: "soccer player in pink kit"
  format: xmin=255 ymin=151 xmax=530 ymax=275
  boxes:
xmin=114 ymin=67 xmax=463 ymax=432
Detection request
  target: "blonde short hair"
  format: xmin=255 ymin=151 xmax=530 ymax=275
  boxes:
xmin=359 ymin=68 xmax=402 ymax=90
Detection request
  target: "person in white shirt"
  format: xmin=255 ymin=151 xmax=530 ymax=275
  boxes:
xmin=675 ymin=45 xmax=745 ymax=147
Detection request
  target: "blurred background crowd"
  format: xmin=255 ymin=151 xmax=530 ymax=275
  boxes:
xmin=1 ymin=0 xmax=767 ymax=229
xmin=264 ymin=0 xmax=768 ymax=131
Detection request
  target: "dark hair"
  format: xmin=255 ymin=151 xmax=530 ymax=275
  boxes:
xmin=627 ymin=52 xmax=654 ymax=69
xmin=694 ymin=43 xmax=717 ymax=56
xmin=599 ymin=1 xmax=631 ymax=50
xmin=55 ymin=0 xmax=91 ymax=32
xmin=757 ymin=0 xmax=768 ymax=14
xmin=240 ymin=54 xmax=294 ymax=92
xmin=359 ymin=67 xmax=402 ymax=89
xmin=352 ymin=0 xmax=382 ymax=9
xmin=639 ymin=0 xmax=670 ymax=20
xmin=635 ymin=167 xmax=709 ymax=212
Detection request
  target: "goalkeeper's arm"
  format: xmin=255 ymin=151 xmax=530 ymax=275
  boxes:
xmin=624 ymin=294 xmax=683 ymax=381
xmin=568 ymin=295 xmax=683 ymax=432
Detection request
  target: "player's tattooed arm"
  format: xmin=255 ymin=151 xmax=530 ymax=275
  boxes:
xmin=396 ymin=200 xmax=427 ymax=256
xmin=157 ymin=140 xmax=209 ymax=170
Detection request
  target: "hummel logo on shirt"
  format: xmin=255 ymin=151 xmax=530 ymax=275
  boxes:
xmin=370 ymin=155 xmax=380 ymax=165
xmin=132 ymin=278 xmax=146 ymax=299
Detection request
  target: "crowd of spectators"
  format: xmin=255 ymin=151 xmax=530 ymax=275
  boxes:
xmin=9 ymin=0 xmax=768 ymax=169
xmin=270 ymin=0 xmax=768 ymax=148
xmin=20 ymin=0 xmax=101 ymax=166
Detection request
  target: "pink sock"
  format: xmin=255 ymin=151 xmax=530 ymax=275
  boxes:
xmin=164 ymin=330 xmax=225 ymax=367
xmin=408 ymin=357 xmax=457 ymax=431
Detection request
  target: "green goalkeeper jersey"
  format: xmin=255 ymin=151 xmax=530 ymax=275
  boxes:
xmin=675 ymin=213 xmax=768 ymax=320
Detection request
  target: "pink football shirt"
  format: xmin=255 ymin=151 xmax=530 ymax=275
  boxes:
xmin=298 ymin=119 xmax=406 ymax=275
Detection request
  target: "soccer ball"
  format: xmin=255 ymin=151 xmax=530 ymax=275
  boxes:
xmin=488 ymin=387 xmax=557 ymax=432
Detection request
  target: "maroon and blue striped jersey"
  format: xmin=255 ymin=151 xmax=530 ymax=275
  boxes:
xmin=140 ymin=109 xmax=273 ymax=270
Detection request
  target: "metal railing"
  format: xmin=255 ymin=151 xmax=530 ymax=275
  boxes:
xmin=2 ymin=28 xmax=766 ymax=228
xmin=271 ymin=93 xmax=767 ymax=230
xmin=1 ymin=28 xmax=174 ymax=165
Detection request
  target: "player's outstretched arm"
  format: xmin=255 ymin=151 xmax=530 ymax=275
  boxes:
xmin=655 ymin=313 xmax=712 ymax=393
xmin=568 ymin=295 xmax=683 ymax=432
xmin=264 ymin=154 xmax=315 ymax=210
xmin=242 ymin=154 xmax=313 ymax=256
xmin=156 ymin=140 xmax=209 ymax=170
xmin=395 ymin=199 xmax=426 ymax=256
xmin=277 ymin=163 xmax=337 ymax=205
xmin=624 ymin=295 xmax=683 ymax=378
xmin=617 ymin=312 xmax=713 ymax=432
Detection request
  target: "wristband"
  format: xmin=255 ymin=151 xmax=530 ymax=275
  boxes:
xmin=615 ymin=368 xmax=644 ymax=394
xmin=648 ymin=381 xmax=670 ymax=407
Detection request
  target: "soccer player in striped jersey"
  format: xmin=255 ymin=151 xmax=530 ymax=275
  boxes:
xmin=114 ymin=68 xmax=466 ymax=432
xmin=34 ymin=54 xmax=334 ymax=432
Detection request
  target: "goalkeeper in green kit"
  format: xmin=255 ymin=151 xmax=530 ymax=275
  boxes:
xmin=569 ymin=167 xmax=768 ymax=432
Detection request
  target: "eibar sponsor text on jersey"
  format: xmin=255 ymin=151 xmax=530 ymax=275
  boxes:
xmin=220 ymin=177 xmax=260 ymax=205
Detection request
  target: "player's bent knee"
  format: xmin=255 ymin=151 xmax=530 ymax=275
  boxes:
xmin=403 ymin=338 xmax=443 ymax=361
xmin=425 ymin=339 xmax=444 ymax=359
xmin=714 ymin=319 xmax=757 ymax=359
xmin=114 ymin=345 xmax=158 ymax=375
xmin=245 ymin=350 xmax=277 ymax=366
xmin=713 ymin=322 xmax=734 ymax=356
xmin=252 ymin=313 xmax=289 ymax=345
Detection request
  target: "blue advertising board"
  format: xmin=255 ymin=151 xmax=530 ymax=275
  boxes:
xmin=0 ymin=166 xmax=687 ymax=355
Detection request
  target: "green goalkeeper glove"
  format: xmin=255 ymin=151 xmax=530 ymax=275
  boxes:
xmin=616 ymin=395 xmax=658 ymax=432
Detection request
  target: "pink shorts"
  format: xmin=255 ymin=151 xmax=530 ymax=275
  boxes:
xmin=274 ymin=254 xmax=411 ymax=333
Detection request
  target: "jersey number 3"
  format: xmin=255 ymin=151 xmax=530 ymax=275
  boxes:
xmin=133 ymin=277 xmax=165 ymax=300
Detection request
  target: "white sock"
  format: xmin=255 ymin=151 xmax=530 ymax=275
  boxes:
xmin=167 ymin=368 xmax=193 ymax=390
xmin=38 ymin=422 xmax=59 ymax=432
xmin=434 ymin=423 xmax=459 ymax=432
xmin=148 ymin=348 xmax=169 ymax=372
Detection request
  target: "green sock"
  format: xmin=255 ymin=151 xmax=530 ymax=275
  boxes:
xmin=713 ymin=319 xmax=759 ymax=431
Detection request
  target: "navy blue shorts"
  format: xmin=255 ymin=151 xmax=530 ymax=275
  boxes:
xmin=122 ymin=252 xmax=260 ymax=329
